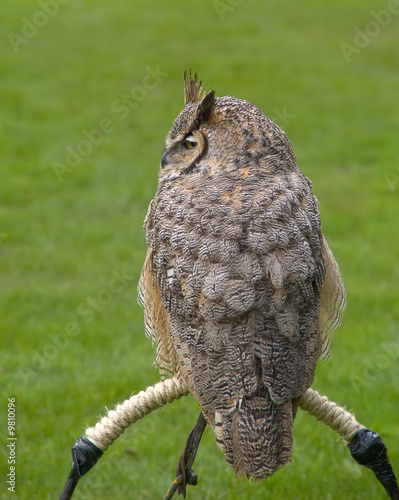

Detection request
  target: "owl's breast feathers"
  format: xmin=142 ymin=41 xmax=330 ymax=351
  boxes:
xmin=138 ymin=165 xmax=345 ymax=479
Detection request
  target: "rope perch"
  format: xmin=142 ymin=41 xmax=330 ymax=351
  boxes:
xmin=85 ymin=377 xmax=189 ymax=451
xmin=84 ymin=377 xmax=362 ymax=451
xmin=60 ymin=378 xmax=398 ymax=500
xmin=299 ymin=387 xmax=363 ymax=442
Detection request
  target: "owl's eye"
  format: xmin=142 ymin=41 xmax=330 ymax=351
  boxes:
xmin=183 ymin=135 xmax=197 ymax=150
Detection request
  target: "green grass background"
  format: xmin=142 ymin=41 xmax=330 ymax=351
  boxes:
xmin=1 ymin=1 xmax=398 ymax=498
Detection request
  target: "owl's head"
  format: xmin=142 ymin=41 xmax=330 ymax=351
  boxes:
xmin=159 ymin=73 xmax=296 ymax=181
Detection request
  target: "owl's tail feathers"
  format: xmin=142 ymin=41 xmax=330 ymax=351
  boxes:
xmin=219 ymin=395 xmax=293 ymax=481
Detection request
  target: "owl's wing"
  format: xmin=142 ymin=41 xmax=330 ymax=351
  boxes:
xmin=138 ymin=249 xmax=178 ymax=378
xmin=318 ymin=236 xmax=346 ymax=358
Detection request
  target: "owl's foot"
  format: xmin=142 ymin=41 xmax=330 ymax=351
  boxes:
xmin=167 ymin=412 xmax=207 ymax=499
xmin=348 ymin=428 xmax=399 ymax=500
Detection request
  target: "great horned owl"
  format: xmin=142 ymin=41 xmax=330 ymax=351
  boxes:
xmin=138 ymin=74 xmax=345 ymax=480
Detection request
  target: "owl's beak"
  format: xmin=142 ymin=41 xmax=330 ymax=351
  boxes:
xmin=161 ymin=151 xmax=168 ymax=169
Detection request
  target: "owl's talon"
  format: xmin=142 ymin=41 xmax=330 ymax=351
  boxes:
xmin=187 ymin=470 xmax=198 ymax=486
xmin=175 ymin=412 xmax=207 ymax=497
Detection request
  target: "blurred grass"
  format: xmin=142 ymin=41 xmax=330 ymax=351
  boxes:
xmin=1 ymin=1 xmax=398 ymax=498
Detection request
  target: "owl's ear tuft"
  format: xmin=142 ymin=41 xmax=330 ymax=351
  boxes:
xmin=184 ymin=71 xmax=211 ymax=104
xmin=197 ymin=90 xmax=215 ymax=123
xmin=184 ymin=71 xmax=215 ymax=125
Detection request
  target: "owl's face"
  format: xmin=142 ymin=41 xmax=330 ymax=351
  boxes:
xmin=159 ymin=91 xmax=216 ymax=180
xmin=159 ymin=75 xmax=297 ymax=182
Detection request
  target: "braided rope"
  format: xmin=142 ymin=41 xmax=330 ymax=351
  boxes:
xmin=85 ymin=377 xmax=189 ymax=451
xmin=84 ymin=377 xmax=363 ymax=452
xmin=299 ymin=387 xmax=364 ymax=442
